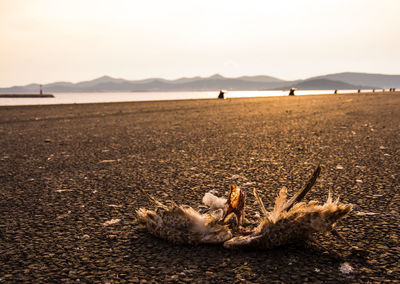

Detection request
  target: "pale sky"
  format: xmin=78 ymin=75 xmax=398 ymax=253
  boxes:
xmin=1 ymin=0 xmax=399 ymax=87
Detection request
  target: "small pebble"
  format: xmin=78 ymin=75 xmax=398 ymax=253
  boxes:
xmin=103 ymin=219 xmax=121 ymax=226
xmin=339 ymin=262 xmax=353 ymax=274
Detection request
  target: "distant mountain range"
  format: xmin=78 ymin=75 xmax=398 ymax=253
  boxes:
xmin=1 ymin=72 xmax=399 ymax=93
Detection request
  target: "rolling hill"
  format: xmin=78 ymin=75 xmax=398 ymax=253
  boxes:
xmin=0 ymin=72 xmax=397 ymax=93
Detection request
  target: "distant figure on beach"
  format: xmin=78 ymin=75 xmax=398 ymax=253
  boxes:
xmin=218 ymin=90 xmax=225 ymax=99
xmin=358 ymin=89 xmax=361 ymax=93
xmin=40 ymin=85 xmax=43 ymax=95
xmin=372 ymin=89 xmax=375 ymax=92
xmin=288 ymin=88 xmax=295 ymax=96
xmin=334 ymin=89 xmax=338 ymax=94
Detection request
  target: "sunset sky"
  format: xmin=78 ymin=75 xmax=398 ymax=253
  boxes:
xmin=1 ymin=0 xmax=399 ymax=86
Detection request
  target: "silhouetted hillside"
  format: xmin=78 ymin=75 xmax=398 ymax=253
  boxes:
xmin=312 ymin=72 xmax=400 ymax=88
xmin=0 ymin=74 xmax=286 ymax=93
xmin=1 ymin=72 xmax=397 ymax=93
xmin=277 ymin=78 xmax=376 ymax=90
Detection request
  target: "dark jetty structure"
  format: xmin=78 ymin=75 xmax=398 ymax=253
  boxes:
xmin=0 ymin=84 xmax=54 ymax=98
xmin=0 ymin=94 xmax=54 ymax=98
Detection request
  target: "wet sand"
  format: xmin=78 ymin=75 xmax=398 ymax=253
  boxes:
xmin=0 ymin=92 xmax=399 ymax=282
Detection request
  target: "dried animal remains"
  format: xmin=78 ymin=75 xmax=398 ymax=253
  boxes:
xmin=136 ymin=165 xmax=360 ymax=252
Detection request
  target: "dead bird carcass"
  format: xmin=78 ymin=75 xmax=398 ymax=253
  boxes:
xmin=136 ymin=184 xmax=245 ymax=245
xmin=136 ymin=166 xmax=359 ymax=251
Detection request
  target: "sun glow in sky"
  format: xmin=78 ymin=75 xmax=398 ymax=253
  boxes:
xmin=1 ymin=0 xmax=399 ymax=86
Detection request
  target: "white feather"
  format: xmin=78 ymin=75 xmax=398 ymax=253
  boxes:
xmin=269 ymin=186 xmax=288 ymax=223
xmin=202 ymin=192 xmax=227 ymax=210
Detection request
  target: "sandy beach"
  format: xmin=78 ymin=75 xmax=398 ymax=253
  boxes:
xmin=0 ymin=92 xmax=399 ymax=282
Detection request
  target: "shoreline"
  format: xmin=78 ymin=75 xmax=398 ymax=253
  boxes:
xmin=0 ymin=90 xmax=398 ymax=108
xmin=1 ymin=92 xmax=399 ymax=282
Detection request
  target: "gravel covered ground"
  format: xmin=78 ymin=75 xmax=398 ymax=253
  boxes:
xmin=1 ymin=92 xmax=399 ymax=282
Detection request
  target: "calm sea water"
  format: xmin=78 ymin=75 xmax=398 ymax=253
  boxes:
xmin=0 ymin=90 xmax=364 ymax=106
